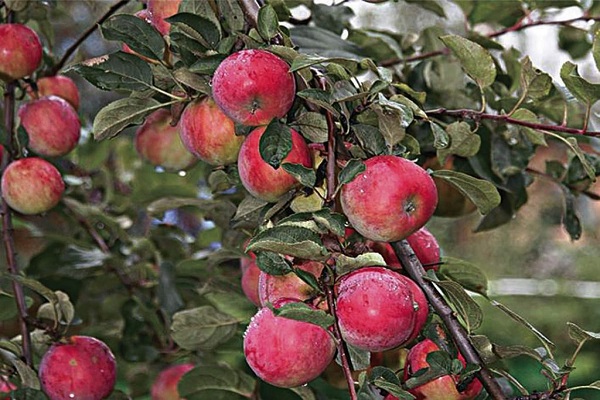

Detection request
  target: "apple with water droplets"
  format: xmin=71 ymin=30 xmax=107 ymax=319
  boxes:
xmin=258 ymin=260 xmax=325 ymax=308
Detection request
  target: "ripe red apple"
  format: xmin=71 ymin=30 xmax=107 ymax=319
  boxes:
xmin=241 ymin=256 xmax=261 ymax=306
xmin=335 ymin=267 xmax=427 ymax=352
xmin=0 ymin=377 xmax=16 ymax=399
xmin=403 ymin=278 xmax=429 ymax=343
xmin=179 ymin=97 xmax=244 ymax=165
xmin=212 ymin=49 xmax=296 ymax=126
xmin=151 ymin=363 xmax=194 ymax=400
xmin=341 ymin=155 xmax=438 ymax=242
xmin=237 ymin=126 xmax=312 ymax=202
xmin=39 ymin=336 xmax=117 ymax=400
xmin=135 ymin=108 xmax=197 ymax=171
xmin=0 ymin=23 xmax=43 ymax=81
xmin=1 ymin=157 xmax=65 ymax=215
xmin=402 ymin=339 xmax=483 ymax=400
xmin=243 ymin=298 xmax=336 ymax=388
xmin=147 ymin=0 xmax=181 ymax=36
xmin=18 ymin=96 xmax=81 ymax=157
xmin=258 ymin=260 xmax=325 ymax=308
xmin=406 ymin=227 xmax=441 ymax=270
xmin=33 ymin=75 xmax=80 ymax=110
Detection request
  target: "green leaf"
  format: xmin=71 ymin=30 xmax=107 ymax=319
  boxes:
xmin=312 ymin=209 xmax=347 ymax=237
xmin=0 ymin=293 xmax=33 ymax=321
xmin=353 ymin=124 xmax=386 ymax=156
xmin=11 ymin=358 xmax=40 ymax=389
xmin=173 ymin=68 xmax=211 ymax=93
xmin=178 ymin=364 xmax=255 ymax=398
xmin=593 ymin=29 xmax=600 ymax=73
xmin=520 ymin=56 xmax=552 ymax=100
xmin=9 ymin=275 xmax=58 ymax=304
xmin=431 ymin=170 xmax=501 ymax=215
xmin=492 ymin=301 xmax=556 ymax=351
xmin=430 ymin=122 xmax=450 ymax=149
xmin=561 ymin=185 xmax=582 ymax=241
xmin=257 ymin=4 xmax=279 ymax=41
xmin=338 ymin=343 xmax=370 ymax=371
xmin=436 ymin=280 xmax=483 ymax=333
xmin=293 ymin=112 xmax=329 ymax=143
xmin=203 ymin=290 xmax=257 ymax=323
xmin=92 ymin=97 xmax=162 ymax=140
xmin=167 ymin=13 xmax=222 ymax=49
xmin=101 ymin=14 xmax=165 ymax=61
xmin=216 ymin=0 xmax=245 ymax=32
xmin=36 ymin=290 xmax=75 ymax=325
xmin=567 ymin=322 xmax=600 ymax=345
xmin=511 ymin=108 xmax=547 ymax=146
xmin=188 ymin=54 xmax=227 ymax=74
xmin=259 ymin=121 xmax=293 ymax=169
xmin=68 ymin=51 xmax=153 ymax=91
xmin=560 ymin=61 xmax=600 ymax=105
xmin=297 ymin=88 xmax=340 ymax=117
xmin=246 ymin=226 xmax=329 ymax=260
xmin=405 ymin=0 xmax=445 ymax=17
xmin=439 ymin=256 xmax=488 ymax=296
xmin=440 ymin=35 xmax=497 ymax=89
xmin=170 ymin=306 xmax=238 ymax=351
xmin=290 ymin=54 xmax=359 ymax=72
xmin=272 ymin=302 xmax=334 ymax=329
xmin=338 ymin=159 xmax=366 ymax=187
xmin=336 ymin=252 xmax=387 ymax=276
xmin=372 ymin=94 xmax=413 ymax=150
xmin=437 ymin=122 xmax=481 ymax=163
xmin=255 ymin=251 xmax=293 ymax=275
xmin=290 ymin=26 xmax=364 ymax=60
xmin=282 ymin=163 xmax=316 ymax=187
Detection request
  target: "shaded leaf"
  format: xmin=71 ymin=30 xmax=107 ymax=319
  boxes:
xmin=440 ymin=35 xmax=497 ymax=88
xmin=337 ymin=252 xmax=386 ymax=276
xmin=101 ymin=14 xmax=165 ymax=61
xmin=436 ymin=280 xmax=483 ymax=333
xmin=171 ymin=306 xmax=238 ymax=350
xmin=567 ymin=322 xmax=600 ymax=345
xmin=338 ymin=159 xmax=366 ymax=187
xmin=431 ymin=170 xmax=501 ymax=215
xmin=492 ymin=301 xmax=556 ymax=351
xmin=273 ymin=302 xmax=334 ymax=329
xmin=561 ymin=185 xmax=582 ymax=241
xmin=92 ymin=97 xmax=162 ymax=140
xmin=430 ymin=122 xmax=449 ymax=149
xmin=282 ymin=163 xmax=316 ymax=187
xmin=246 ymin=226 xmax=329 ymax=260
xmin=178 ymin=364 xmax=255 ymax=398
xmin=11 ymin=358 xmax=40 ymax=389
xmin=520 ymin=56 xmax=552 ymax=100
xmin=293 ymin=112 xmax=328 ymax=143
xmin=439 ymin=256 xmax=488 ymax=296
xmin=216 ymin=0 xmax=245 ymax=32
xmin=203 ymin=290 xmax=257 ymax=323
xmin=257 ymin=4 xmax=279 ymax=41
xmin=167 ymin=13 xmax=222 ymax=49
xmin=437 ymin=122 xmax=481 ymax=163
xmin=256 ymin=251 xmax=293 ymax=275
xmin=259 ymin=121 xmax=292 ymax=169
xmin=560 ymin=61 xmax=600 ymax=105
xmin=297 ymin=88 xmax=340 ymax=117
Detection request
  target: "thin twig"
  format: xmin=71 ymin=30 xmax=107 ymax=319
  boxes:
xmin=390 ymin=240 xmax=506 ymax=400
xmin=318 ymin=76 xmax=338 ymax=207
xmin=51 ymin=0 xmax=131 ymax=74
xmin=238 ymin=0 xmax=261 ymax=29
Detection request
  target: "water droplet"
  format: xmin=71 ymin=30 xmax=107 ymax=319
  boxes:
xmin=508 ymin=137 xmax=518 ymax=146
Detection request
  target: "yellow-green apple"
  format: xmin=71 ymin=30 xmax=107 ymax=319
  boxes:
xmin=0 ymin=23 xmax=43 ymax=81
xmin=341 ymin=155 xmax=438 ymax=242
xmin=258 ymin=260 xmax=325 ymax=308
xmin=401 ymin=339 xmax=483 ymax=400
xmin=32 ymin=75 xmax=80 ymax=110
xmin=1 ymin=157 xmax=65 ymax=215
xmin=240 ymin=255 xmax=261 ymax=306
xmin=18 ymin=96 xmax=81 ymax=157
xmin=243 ymin=298 xmax=336 ymax=388
xmin=135 ymin=108 xmax=197 ymax=171
xmin=151 ymin=363 xmax=194 ymax=400
xmin=335 ymin=267 xmax=427 ymax=352
xmin=237 ymin=126 xmax=312 ymax=202
xmin=212 ymin=49 xmax=296 ymax=126
xmin=39 ymin=336 xmax=117 ymax=400
xmin=179 ymin=97 xmax=244 ymax=165
xmin=147 ymin=0 xmax=181 ymax=36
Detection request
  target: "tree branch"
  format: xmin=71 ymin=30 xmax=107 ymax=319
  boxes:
xmin=390 ymin=240 xmax=506 ymax=400
xmin=426 ymin=108 xmax=600 ymax=137
xmin=238 ymin=0 xmax=260 ymax=29
xmin=51 ymin=0 xmax=130 ymax=74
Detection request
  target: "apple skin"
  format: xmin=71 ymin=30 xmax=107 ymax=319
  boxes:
xmin=335 ymin=267 xmax=426 ymax=352
xmin=18 ymin=95 xmax=81 ymax=157
xmin=240 ymin=256 xmax=261 ymax=306
xmin=243 ymin=298 xmax=336 ymax=388
xmin=1 ymin=157 xmax=65 ymax=215
xmin=151 ymin=363 xmax=194 ymax=400
xmin=179 ymin=97 xmax=244 ymax=165
xmin=39 ymin=336 xmax=117 ymax=400
xmin=0 ymin=24 xmax=43 ymax=81
xmin=147 ymin=0 xmax=181 ymax=35
xmin=406 ymin=227 xmax=441 ymax=270
xmin=237 ymin=126 xmax=312 ymax=202
xmin=341 ymin=155 xmax=438 ymax=242
xmin=0 ymin=378 xmax=16 ymax=399
xmin=258 ymin=260 xmax=325 ymax=308
xmin=135 ymin=108 xmax=197 ymax=171
xmin=402 ymin=339 xmax=483 ymax=400
xmin=34 ymin=75 xmax=80 ymax=110
xmin=212 ymin=49 xmax=296 ymax=126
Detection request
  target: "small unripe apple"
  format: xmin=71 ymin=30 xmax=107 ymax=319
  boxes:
xmin=135 ymin=108 xmax=197 ymax=171
xmin=0 ymin=23 xmax=43 ymax=81
xmin=39 ymin=336 xmax=117 ymax=400
xmin=1 ymin=157 xmax=65 ymax=215
xmin=243 ymin=299 xmax=336 ymax=388
xmin=147 ymin=0 xmax=181 ymax=35
xmin=151 ymin=363 xmax=194 ymax=400
xmin=341 ymin=155 xmax=438 ymax=242
xmin=240 ymin=255 xmax=261 ymax=306
xmin=258 ymin=260 xmax=325 ymax=308
xmin=212 ymin=49 xmax=296 ymax=126
xmin=33 ymin=75 xmax=80 ymax=110
xmin=403 ymin=339 xmax=483 ymax=400
xmin=18 ymin=96 xmax=81 ymax=157
xmin=237 ymin=126 xmax=312 ymax=202
xmin=336 ymin=267 xmax=427 ymax=352
xmin=179 ymin=97 xmax=244 ymax=165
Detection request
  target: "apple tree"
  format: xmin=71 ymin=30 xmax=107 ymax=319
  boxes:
xmin=0 ymin=0 xmax=599 ymax=399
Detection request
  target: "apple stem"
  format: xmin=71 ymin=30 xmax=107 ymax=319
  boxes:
xmin=2 ymin=49 xmax=34 ymax=367
xmin=390 ymin=240 xmax=507 ymax=400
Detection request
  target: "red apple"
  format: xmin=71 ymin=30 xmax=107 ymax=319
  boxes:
xmin=0 ymin=23 xmax=43 ymax=81
xmin=147 ymin=0 xmax=181 ymax=36
xmin=0 ymin=377 xmax=16 ymax=399
xmin=243 ymin=298 xmax=336 ymax=388
xmin=1 ymin=157 xmax=65 ymax=215
xmin=335 ymin=267 xmax=427 ymax=352
xmin=151 ymin=363 xmax=194 ymax=400
xmin=33 ymin=75 xmax=80 ymax=110
xmin=340 ymin=155 xmax=438 ymax=242
xmin=241 ymin=256 xmax=261 ymax=306
xmin=403 ymin=339 xmax=483 ymax=400
xmin=179 ymin=97 xmax=244 ymax=165
xmin=39 ymin=336 xmax=117 ymax=400
xmin=212 ymin=49 xmax=296 ymax=126
xmin=403 ymin=278 xmax=429 ymax=343
xmin=237 ymin=126 xmax=312 ymax=202
xmin=258 ymin=260 xmax=325 ymax=308
xmin=135 ymin=108 xmax=197 ymax=171
xmin=406 ymin=227 xmax=441 ymax=270
xmin=18 ymin=96 xmax=81 ymax=157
